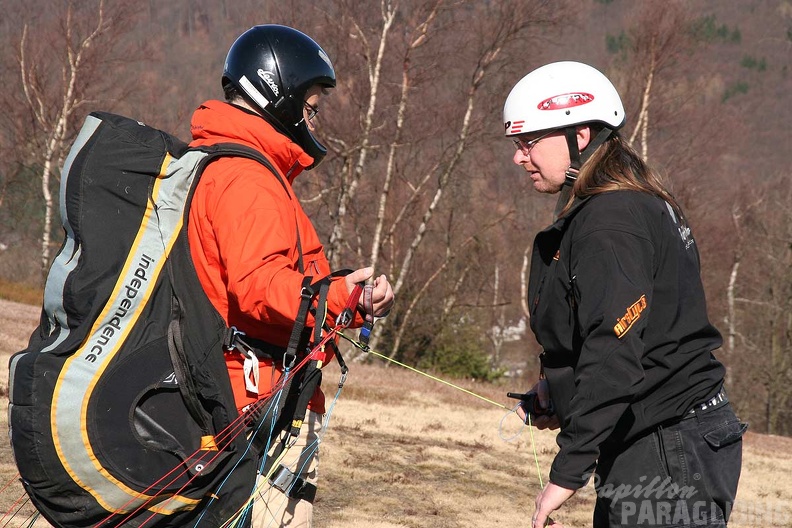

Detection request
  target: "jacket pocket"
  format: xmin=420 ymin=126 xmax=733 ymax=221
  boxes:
xmin=703 ymin=420 xmax=748 ymax=448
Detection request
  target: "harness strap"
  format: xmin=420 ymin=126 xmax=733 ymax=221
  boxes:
xmin=312 ymin=276 xmax=333 ymax=357
xmin=246 ymin=276 xmax=319 ymax=456
xmin=281 ymin=274 xmax=340 ymax=439
xmin=287 ymin=276 xmax=322 ymax=367
xmin=243 ymin=269 xmax=358 ymax=506
xmin=227 ymin=332 xmax=290 ymax=361
xmin=245 ymin=272 xmax=344 ymax=452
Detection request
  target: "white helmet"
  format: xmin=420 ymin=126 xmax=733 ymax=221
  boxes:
xmin=503 ymin=61 xmax=625 ymax=137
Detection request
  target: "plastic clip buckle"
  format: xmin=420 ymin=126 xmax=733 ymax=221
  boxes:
xmin=225 ymin=326 xmax=246 ymax=351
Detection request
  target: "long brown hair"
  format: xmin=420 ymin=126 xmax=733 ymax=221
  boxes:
xmin=559 ymin=129 xmax=684 ymax=219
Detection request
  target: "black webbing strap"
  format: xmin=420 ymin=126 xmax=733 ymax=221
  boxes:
xmin=246 ymin=272 xmax=356 ymax=503
xmin=247 ymin=276 xmax=315 ymax=455
xmin=228 ymin=334 xmax=289 ymax=361
xmin=247 ymin=274 xmax=337 ymax=454
xmin=285 ymin=276 xmax=319 ymax=367
xmin=563 ymin=127 xmax=582 ymax=185
xmin=282 ymin=276 xmax=333 ymax=439
xmin=313 ymin=276 xmax=332 ymax=345
xmin=562 ymin=126 xmax=614 ymax=185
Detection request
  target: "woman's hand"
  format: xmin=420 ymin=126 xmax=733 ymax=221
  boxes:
xmin=532 ymin=482 xmax=575 ymax=528
xmin=515 ymin=379 xmax=560 ymax=430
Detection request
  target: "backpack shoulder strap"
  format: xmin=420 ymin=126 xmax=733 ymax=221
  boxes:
xmin=192 ymin=143 xmax=304 ymax=273
xmin=198 ymin=143 xmax=289 ymax=194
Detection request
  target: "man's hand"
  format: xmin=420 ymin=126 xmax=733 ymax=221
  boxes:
xmin=532 ymin=482 xmax=575 ymax=528
xmin=345 ymin=267 xmax=394 ymax=317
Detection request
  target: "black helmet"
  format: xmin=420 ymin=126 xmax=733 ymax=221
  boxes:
xmin=222 ymin=25 xmax=336 ymax=169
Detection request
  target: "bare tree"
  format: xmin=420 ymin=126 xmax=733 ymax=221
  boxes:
xmin=324 ymin=2 xmax=398 ymax=269
xmin=5 ymin=0 xmax=145 ymax=280
xmin=615 ymin=2 xmax=706 ymax=161
xmin=4 ymin=0 xmax=781 ymax=414
xmin=486 ymin=264 xmax=507 ymax=367
xmin=727 ymin=175 xmax=792 ymax=435
xmin=301 ymin=1 xmax=567 ymax=366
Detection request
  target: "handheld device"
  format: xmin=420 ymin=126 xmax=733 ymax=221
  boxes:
xmin=506 ymin=391 xmax=555 ymax=418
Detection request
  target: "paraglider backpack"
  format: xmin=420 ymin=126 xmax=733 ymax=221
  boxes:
xmin=6 ymin=111 xmax=315 ymax=528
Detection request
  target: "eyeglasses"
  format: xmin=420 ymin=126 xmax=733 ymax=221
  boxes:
xmin=303 ymin=101 xmax=319 ymax=122
xmin=511 ymin=129 xmax=557 ymax=155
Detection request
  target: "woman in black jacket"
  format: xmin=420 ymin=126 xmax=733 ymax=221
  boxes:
xmin=503 ymin=61 xmax=746 ymax=528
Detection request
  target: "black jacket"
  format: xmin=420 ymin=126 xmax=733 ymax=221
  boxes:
xmin=528 ymin=190 xmax=725 ymax=490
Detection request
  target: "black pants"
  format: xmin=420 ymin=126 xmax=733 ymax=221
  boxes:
xmin=593 ymin=404 xmax=746 ymax=527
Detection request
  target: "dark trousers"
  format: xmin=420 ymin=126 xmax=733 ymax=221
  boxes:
xmin=593 ymin=404 xmax=746 ymax=528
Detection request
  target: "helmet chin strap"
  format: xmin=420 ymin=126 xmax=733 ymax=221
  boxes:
xmin=563 ymin=127 xmax=583 ymax=186
xmin=555 ymin=126 xmax=614 ymax=219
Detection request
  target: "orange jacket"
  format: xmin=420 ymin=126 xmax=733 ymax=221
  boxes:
xmin=187 ymin=100 xmax=357 ymax=414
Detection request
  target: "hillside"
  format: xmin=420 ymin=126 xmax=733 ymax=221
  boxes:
xmin=1 ymin=299 xmax=791 ymax=527
xmin=1 ymin=0 xmax=791 ymax=442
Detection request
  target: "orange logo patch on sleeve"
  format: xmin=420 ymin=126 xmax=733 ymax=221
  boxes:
xmin=614 ymin=294 xmax=647 ymax=338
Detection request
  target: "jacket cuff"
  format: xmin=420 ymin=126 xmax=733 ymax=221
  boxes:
xmin=549 ymin=460 xmax=594 ymax=490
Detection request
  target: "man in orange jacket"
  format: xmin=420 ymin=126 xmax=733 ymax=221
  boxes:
xmin=187 ymin=25 xmax=394 ymax=527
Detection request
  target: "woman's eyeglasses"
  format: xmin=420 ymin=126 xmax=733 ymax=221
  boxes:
xmin=512 ymin=129 xmax=557 ymax=155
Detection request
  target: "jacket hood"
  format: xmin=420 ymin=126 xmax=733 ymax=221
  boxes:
xmin=189 ymin=100 xmax=314 ymax=182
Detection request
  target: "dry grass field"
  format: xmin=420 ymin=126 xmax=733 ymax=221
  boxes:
xmin=1 ymin=298 xmax=790 ymax=527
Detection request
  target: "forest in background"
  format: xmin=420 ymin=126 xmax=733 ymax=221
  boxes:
xmin=0 ymin=0 xmax=790 ymax=436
